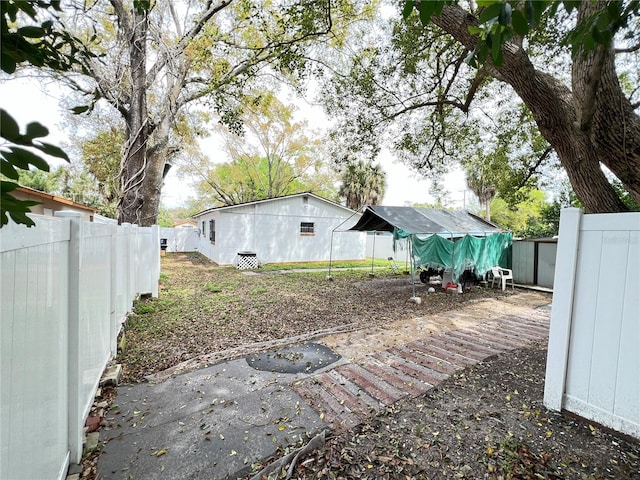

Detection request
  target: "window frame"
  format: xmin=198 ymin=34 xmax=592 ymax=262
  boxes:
xmin=300 ymin=221 xmax=315 ymax=235
xmin=209 ymin=219 xmax=216 ymax=244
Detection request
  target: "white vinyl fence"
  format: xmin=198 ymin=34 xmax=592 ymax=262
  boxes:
xmin=1 ymin=212 xmax=160 ymax=480
xmin=544 ymin=208 xmax=639 ymax=439
xmin=159 ymin=226 xmax=199 ymax=252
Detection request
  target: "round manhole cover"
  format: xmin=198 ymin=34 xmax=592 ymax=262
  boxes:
xmin=246 ymin=342 xmax=341 ymax=374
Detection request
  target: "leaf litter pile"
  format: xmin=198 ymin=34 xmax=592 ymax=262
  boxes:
xmin=115 ymin=253 xmax=639 ymax=479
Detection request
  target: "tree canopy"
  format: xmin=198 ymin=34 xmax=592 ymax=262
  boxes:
xmin=43 ymin=0 xmax=371 ymax=225
xmin=190 ymin=93 xmax=339 ymax=206
xmin=320 ymin=0 xmax=640 ymax=213
xmin=0 ymin=0 xmax=90 ymax=226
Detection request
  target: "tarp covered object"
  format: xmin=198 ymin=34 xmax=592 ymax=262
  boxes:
xmin=412 ymin=232 xmax=512 ymax=281
xmin=348 ymin=206 xmax=510 ymax=283
xmin=349 ymin=206 xmax=501 ymax=236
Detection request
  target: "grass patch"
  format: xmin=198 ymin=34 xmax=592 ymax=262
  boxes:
xmin=205 ymin=282 xmax=224 ymax=293
xmin=259 ymin=258 xmax=390 ymax=271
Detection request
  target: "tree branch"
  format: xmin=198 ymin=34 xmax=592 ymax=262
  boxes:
xmin=146 ymin=0 xmax=233 ymax=87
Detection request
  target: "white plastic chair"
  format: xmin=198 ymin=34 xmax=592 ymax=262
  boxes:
xmin=387 ymin=257 xmax=400 ymax=274
xmin=490 ymin=266 xmax=514 ymax=291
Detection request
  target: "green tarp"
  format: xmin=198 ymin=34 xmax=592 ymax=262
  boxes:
xmin=401 ymin=230 xmax=512 ymax=282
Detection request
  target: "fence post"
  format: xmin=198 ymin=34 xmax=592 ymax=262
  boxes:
xmin=122 ymin=223 xmax=134 ymax=307
xmin=109 ymin=223 xmax=118 ymax=357
xmin=151 ymin=225 xmax=160 ymax=298
xmin=544 ymin=207 xmax=583 ymax=411
xmin=55 ymin=211 xmax=84 ymax=464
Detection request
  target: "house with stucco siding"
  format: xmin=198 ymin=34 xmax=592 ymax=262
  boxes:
xmin=192 ymin=192 xmax=364 ymax=265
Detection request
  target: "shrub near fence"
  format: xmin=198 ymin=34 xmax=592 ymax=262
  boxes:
xmin=0 ymin=212 xmax=160 ymax=480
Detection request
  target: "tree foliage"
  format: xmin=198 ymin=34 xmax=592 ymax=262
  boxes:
xmin=321 ymin=0 xmax=640 ymax=214
xmin=49 ymin=0 xmax=369 ymax=225
xmin=192 ymin=93 xmax=338 ymax=206
xmin=0 ymin=0 xmax=90 ymax=226
xmin=338 ymin=160 xmax=386 ymax=210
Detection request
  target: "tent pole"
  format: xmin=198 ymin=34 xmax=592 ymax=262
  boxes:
xmin=370 ymin=232 xmax=376 ymax=276
xmin=405 ymin=237 xmax=409 ymax=273
xmin=327 ymin=229 xmax=335 ymax=280
xmin=327 ymin=205 xmax=366 ymax=280
xmin=410 ymin=235 xmax=416 ymax=298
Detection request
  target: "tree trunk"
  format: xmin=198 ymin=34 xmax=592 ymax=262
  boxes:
xmin=117 ymin=7 xmax=150 ymax=225
xmin=433 ymin=4 xmax=640 ymax=213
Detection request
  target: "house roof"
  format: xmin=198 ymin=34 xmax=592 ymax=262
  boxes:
xmin=16 ymin=186 xmax=96 ymax=213
xmin=348 ymin=206 xmax=502 ymax=237
xmin=192 ymin=192 xmax=356 ymax=218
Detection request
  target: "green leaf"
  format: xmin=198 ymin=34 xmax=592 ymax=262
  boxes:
xmin=479 ymin=3 xmax=503 ymax=24
xmin=402 ymin=1 xmax=414 ymax=19
xmin=524 ymin=0 xmax=535 ymax=23
xmin=511 ymin=10 xmax=529 ymax=35
xmin=0 ymin=109 xmax=20 ymax=142
xmin=468 ymin=25 xmax=484 ymax=35
xmin=0 ymin=160 xmax=20 ymax=180
xmin=562 ymin=1 xmax=581 ymax=14
xmin=35 ymin=142 xmax=70 ymax=161
xmin=418 ymin=1 xmax=436 ymax=25
xmin=2 ymin=147 xmax=50 ymax=172
xmin=433 ymin=1 xmax=446 ymax=16
xmin=491 ymin=30 xmax=503 ymax=65
xmin=17 ymin=26 xmax=45 ymax=38
xmin=25 ymin=122 xmax=49 ymax=140
xmin=0 ymin=180 xmax=20 ymax=194
xmin=464 ymin=49 xmax=478 ymax=68
xmin=71 ymin=105 xmax=91 ymax=114
xmin=498 ymin=3 xmax=512 ymax=26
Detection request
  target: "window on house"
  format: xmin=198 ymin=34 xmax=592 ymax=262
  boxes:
xmin=300 ymin=222 xmax=315 ymax=234
xmin=303 ymin=195 xmax=308 ymax=205
xmin=209 ymin=219 xmax=216 ymax=244
xmin=202 ymin=221 xmax=206 ymax=237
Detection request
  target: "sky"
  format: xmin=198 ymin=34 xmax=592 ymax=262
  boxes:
xmin=2 ymin=77 xmax=470 ymax=210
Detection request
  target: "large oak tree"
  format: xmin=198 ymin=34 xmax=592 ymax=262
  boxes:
xmin=321 ymin=0 xmax=640 ymax=213
xmin=59 ymin=0 xmax=367 ymax=225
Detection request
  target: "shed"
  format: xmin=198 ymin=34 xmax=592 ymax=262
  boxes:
xmin=192 ymin=192 xmax=365 ymax=265
xmin=346 ymin=206 xmax=511 ymax=282
xmin=512 ymin=237 xmax=557 ymax=289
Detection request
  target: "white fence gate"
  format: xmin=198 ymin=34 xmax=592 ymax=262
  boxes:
xmin=544 ymin=208 xmax=639 ymax=439
xmin=1 ymin=212 xmax=160 ymax=480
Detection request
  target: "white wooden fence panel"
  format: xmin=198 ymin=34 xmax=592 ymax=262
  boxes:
xmin=1 ymin=213 xmax=161 ymax=479
xmin=1 ymin=217 xmax=70 ymax=480
xmin=545 ymin=209 xmax=640 ymax=439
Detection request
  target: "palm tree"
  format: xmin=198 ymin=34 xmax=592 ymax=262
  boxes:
xmin=339 ymin=160 xmax=386 ymax=210
xmin=465 ymin=162 xmax=497 ymax=221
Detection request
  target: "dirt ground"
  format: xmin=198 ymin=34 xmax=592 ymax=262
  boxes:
xmin=90 ymin=253 xmax=639 ymax=479
xmin=262 ymin=342 xmax=640 ymax=479
xmin=120 ymin=253 xmax=524 ymax=382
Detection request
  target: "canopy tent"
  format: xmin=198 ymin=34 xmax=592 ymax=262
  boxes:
xmin=349 ymin=206 xmax=501 ymax=237
xmin=347 ymin=206 xmax=511 ymax=284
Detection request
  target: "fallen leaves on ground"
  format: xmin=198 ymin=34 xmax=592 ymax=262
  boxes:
xmin=253 ymin=345 xmax=640 ymax=479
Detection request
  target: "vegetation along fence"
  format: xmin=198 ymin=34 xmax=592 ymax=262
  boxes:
xmin=545 ymin=208 xmax=639 ymax=439
xmin=0 ymin=212 xmax=160 ymax=480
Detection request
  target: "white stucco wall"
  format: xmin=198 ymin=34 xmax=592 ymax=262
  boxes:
xmin=194 ymin=194 xmax=365 ymax=265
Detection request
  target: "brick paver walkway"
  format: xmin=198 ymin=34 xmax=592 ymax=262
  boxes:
xmin=292 ymin=297 xmax=551 ymax=432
